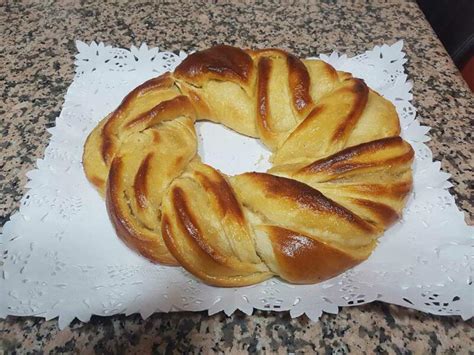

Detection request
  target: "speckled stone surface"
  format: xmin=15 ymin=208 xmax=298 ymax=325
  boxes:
xmin=1 ymin=0 xmax=473 ymax=353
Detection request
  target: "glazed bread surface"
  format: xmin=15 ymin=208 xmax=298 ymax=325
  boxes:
xmin=83 ymin=45 xmax=413 ymax=286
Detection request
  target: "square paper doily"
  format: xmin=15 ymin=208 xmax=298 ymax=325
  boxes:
xmin=1 ymin=41 xmax=472 ymax=328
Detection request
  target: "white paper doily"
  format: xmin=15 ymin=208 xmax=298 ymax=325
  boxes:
xmin=1 ymin=41 xmax=473 ymax=329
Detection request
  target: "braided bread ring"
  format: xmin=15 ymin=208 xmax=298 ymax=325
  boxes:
xmin=83 ymin=45 xmax=414 ymax=286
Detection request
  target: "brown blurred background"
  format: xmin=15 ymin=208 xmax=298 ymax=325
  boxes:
xmin=417 ymin=0 xmax=474 ymax=91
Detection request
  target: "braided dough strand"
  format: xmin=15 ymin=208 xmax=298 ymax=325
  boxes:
xmin=83 ymin=45 xmax=413 ymax=286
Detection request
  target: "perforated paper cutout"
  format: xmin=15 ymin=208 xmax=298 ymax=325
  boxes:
xmin=1 ymin=41 xmax=472 ymax=329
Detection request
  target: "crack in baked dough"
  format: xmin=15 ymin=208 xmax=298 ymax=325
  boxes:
xmin=122 ymin=190 xmax=156 ymax=234
xmin=83 ymin=45 xmax=414 ymax=286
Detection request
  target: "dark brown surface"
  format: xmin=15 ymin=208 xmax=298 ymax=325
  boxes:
xmin=331 ymin=79 xmax=369 ymax=142
xmin=301 ymin=136 xmax=413 ymax=174
xmin=175 ymin=44 xmax=254 ymax=84
xmin=162 ymin=186 xmax=271 ymax=287
xmin=264 ymin=225 xmax=360 ymax=283
xmin=195 ymin=169 xmax=245 ymax=222
xmin=1 ymin=0 xmax=473 ymax=353
xmin=286 ymin=53 xmax=313 ymax=113
xmin=257 ymin=56 xmax=273 ymax=132
xmin=245 ymin=172 xmax=376 ymax=233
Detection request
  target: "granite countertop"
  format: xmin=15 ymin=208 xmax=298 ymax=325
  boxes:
xmin=1 ymin=0 xmax=473 ymax=353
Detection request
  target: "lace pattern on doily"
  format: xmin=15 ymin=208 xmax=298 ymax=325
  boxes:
xmin=1 ymin=41 xmax=472 ymax=329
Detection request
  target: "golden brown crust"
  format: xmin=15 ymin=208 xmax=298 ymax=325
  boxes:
xmin=89 ymin=176 xmax=105 ymax=191
xmin=106 ymin=157 xmax=178 ymax=265
xmin=179 ymin=87 xmax=211 ymax=118
xmin=161 ymin=214 xmax=272 ymax=287
xmin=271 ymin=78 xmax=375 ymax=165
xmin=109 ymin=73 xmax=175 ymax=119
xmin=161 ymin=165 xmax=272 ymax=287
xmin=244 ymin=172 xmax=376 ymax=234
xmin=84 ymin=88 xmax=195 ymax=193
xmin=256 ymin=57 xmax=274 ymax=143
xmin=174 ymin=45 xmax=254 ymax=85
xmin=260 ymin=225 xmax=361 ymax=284
xmin=82 ymin=115 xmax=110 ymax=195
xmin=351 ymin=199 xmax=399 ymax=227
xmin=300 ymin=136 xmax=414 ymax=175
xmin=194 ymin=171 xmax=245 ymax=223
xmin=101 ymin=73 xmax=176 ymax=164
xmin=331 ymin=78 xmax=369 ymax=142
xmin=133 ymin=153 xmax=153 ymax=210
xmin=172 ymin=186 xmax=225 ymax=262
xmin=287 ymin=54 xmax=313 ymax=115
xmin=104 ymin=118 xmax=197 ymax=265
xmin=82 ymin=45 xmax=414 ymax=287
xmin=124 ymin=95 xmax=195 ymax=130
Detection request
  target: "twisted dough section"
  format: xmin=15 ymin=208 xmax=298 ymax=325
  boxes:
xmin=83 ymin=45 xmax=414 ymax=286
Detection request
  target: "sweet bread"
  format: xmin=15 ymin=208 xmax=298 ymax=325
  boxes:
xmin=83 ymin=45 xmax=413 ymax=286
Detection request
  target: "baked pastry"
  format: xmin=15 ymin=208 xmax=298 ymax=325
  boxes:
xmin=83 ymin=45 xmax=414 ymax=286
